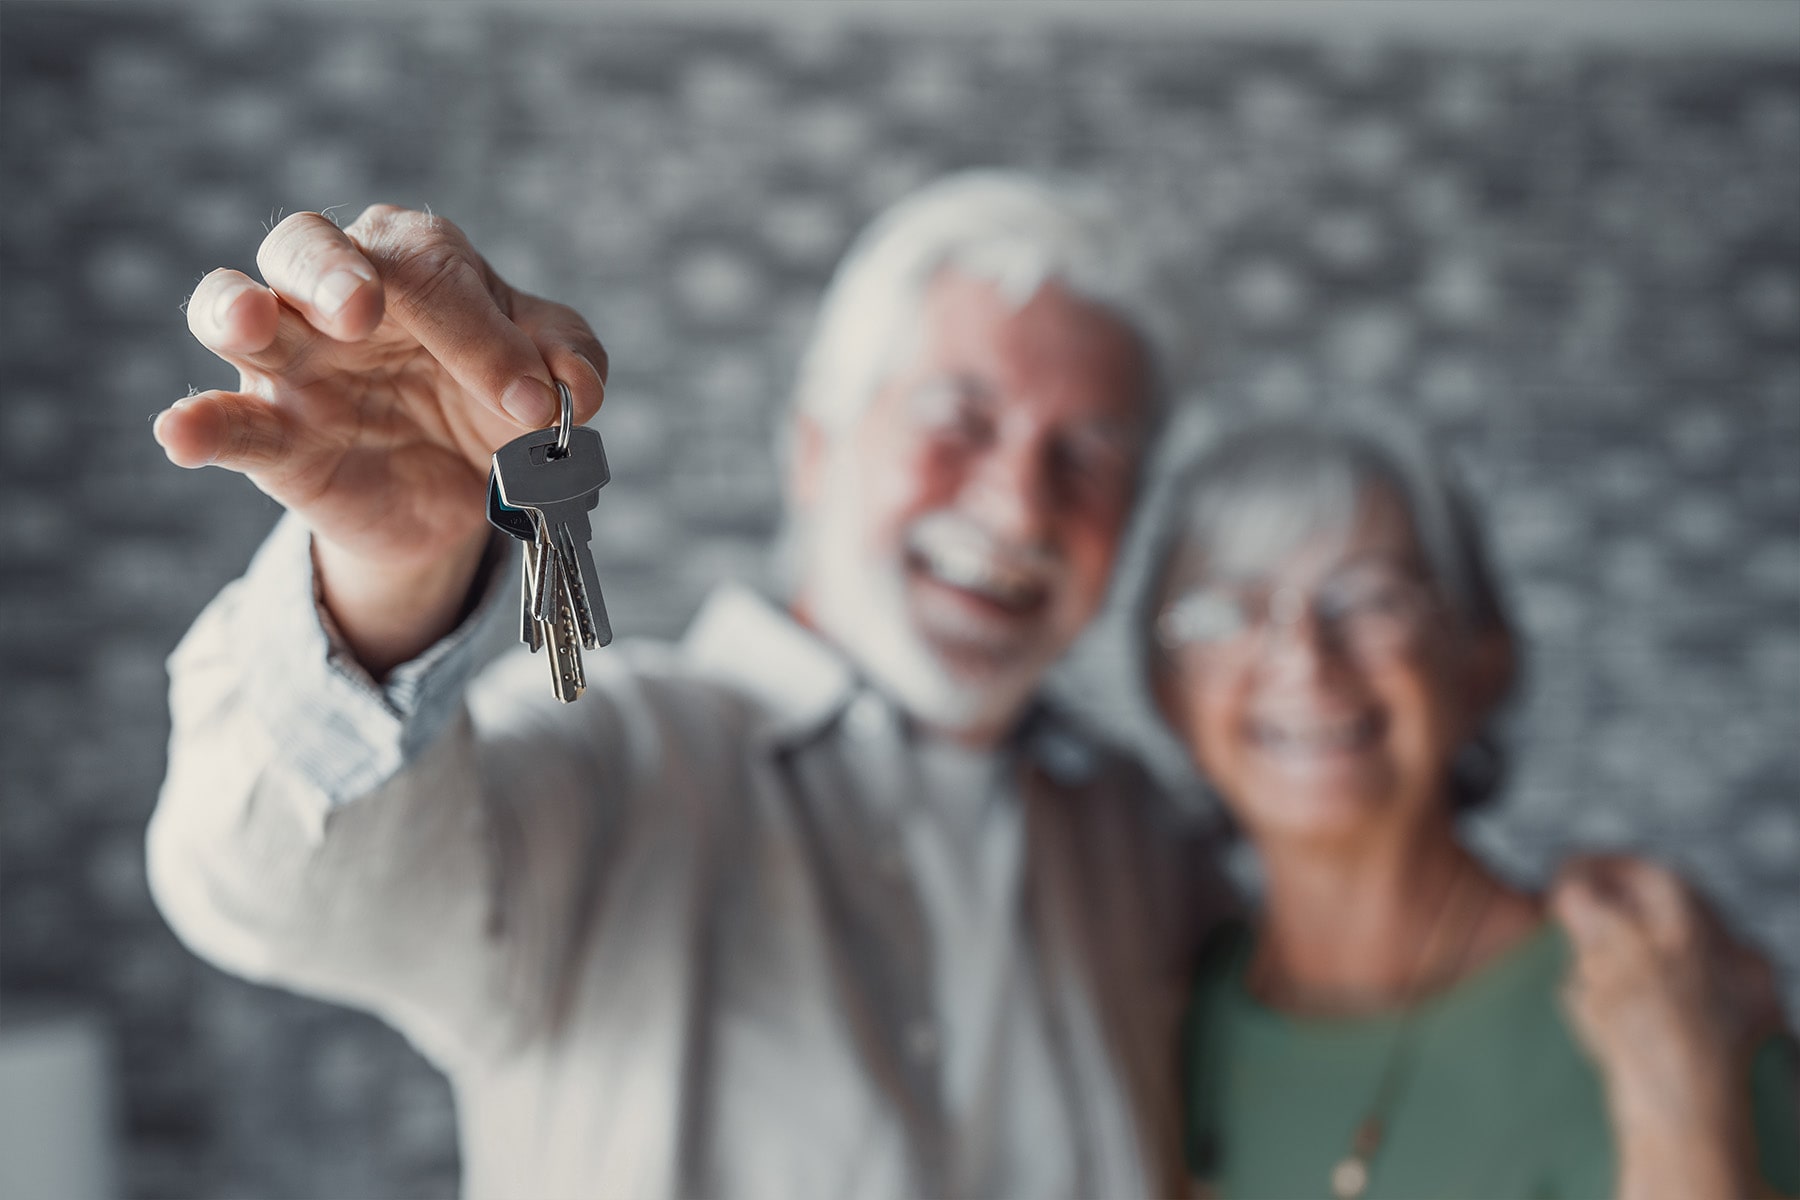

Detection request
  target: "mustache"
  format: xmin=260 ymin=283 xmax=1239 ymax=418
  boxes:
xmin=905 ymin=512 xmax=1064 ymax=601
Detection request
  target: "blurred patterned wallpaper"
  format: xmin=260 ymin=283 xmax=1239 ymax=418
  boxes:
xmin=2 ymin=4 xmax=1797 ymax=1197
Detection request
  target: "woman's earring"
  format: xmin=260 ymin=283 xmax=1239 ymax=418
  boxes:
xmin=1449 ymin=731 xmax=1505 ymax=812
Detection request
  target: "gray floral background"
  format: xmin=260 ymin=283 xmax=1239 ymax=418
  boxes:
xmin=2 ymin=4 xmax=1796 ymax=1197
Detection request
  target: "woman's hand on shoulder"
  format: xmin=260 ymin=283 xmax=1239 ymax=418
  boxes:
xmin=1553 ymin=854 xmax=1777 ymax=1100
xmin=1551 ymin=853 xmax=1785 ymax=1199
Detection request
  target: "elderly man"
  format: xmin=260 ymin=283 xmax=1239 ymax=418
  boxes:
xmin=148 ymin=173 xmax=1222 ymax=1199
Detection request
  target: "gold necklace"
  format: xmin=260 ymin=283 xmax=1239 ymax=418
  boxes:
xmin=1321 ymin=864 xmax=1495 ymax=1200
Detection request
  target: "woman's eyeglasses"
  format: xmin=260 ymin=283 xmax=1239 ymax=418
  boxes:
xmin=1157 ymin=562 xmax=1439 ymax=666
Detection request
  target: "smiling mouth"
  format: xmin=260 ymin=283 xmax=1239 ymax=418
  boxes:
xmin=1246 ymin=712 xmax=1384 ymax=758
xmin=906 ymin=524 xmax=1051 ymax=617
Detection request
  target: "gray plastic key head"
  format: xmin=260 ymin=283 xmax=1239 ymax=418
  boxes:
xmin=487 ymin=468 xmax=539 ymax=541
xmin=492 ymin=426 xmax=608 ymax=509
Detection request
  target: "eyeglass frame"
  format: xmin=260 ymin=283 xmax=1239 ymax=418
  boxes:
xmin=1155 ymin=555 xmax=1446 ymax=667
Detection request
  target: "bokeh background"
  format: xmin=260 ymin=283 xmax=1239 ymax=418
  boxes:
xmin=2 ymin=2 xmax=1797 ymax=1196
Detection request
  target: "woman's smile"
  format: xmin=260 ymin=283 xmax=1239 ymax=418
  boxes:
xmin=1243 ymin=707 xmax=1386 ymax=761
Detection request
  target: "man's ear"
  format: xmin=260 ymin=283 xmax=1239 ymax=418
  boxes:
xmin=787 ymin=414 xmax=828 ymax=511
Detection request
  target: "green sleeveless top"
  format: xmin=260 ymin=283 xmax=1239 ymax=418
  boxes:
xmin=1182 ymin=920 xmax=1800 ymax=1199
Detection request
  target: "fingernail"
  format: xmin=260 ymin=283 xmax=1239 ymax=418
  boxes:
xmin=501 ymin=377 xmax=555 ymax=427
xmin=152 ymin=397 xmax=190 ymax=434
xmin=213 ymin=283 xmax=254 ymax=328
xmin=313 ymin=269 xmax=368 ymax=318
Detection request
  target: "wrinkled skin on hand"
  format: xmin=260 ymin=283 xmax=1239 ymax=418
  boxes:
xmin=154 ymin=207 xmax=609 ymax=673
xmin=155 ymin=207 xmax=608 ymax=573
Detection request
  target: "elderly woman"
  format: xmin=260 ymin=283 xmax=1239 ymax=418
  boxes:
xmin=1144 ymin=416 xmax=1797 ymax=1199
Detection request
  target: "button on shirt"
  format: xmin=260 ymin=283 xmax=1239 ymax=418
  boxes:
xmin=148 ymin=516 xmax=1225 ymax=1200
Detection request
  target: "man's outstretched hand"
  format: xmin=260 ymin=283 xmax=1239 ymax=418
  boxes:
xmin=154 ymin=207 xmax=607 ymax=673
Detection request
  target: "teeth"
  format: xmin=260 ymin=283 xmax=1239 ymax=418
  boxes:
xmin=912 ymin=525 xmax=1043 ymax=607
xmin=1255 ymin=714 xmax=1379 ymax=753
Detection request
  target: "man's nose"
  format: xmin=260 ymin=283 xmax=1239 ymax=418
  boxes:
xmin=963 ymin=438 xmax=1053 ymax=545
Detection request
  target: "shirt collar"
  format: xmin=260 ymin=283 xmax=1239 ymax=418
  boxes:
xmin=679 ymin=582 xmax=1111 ymax=785
xmin=679 ymin=583 xmax=858 ymax=746
xmin=1016 ymin=701 xmax=1107 ymax=787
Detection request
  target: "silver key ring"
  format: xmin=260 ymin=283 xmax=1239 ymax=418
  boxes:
xmin=553 ymin=380 xmax=574 ymax=457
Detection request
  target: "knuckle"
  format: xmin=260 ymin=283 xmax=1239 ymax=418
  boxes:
xmin=223 ymin=400 xmax=289 ymax=465
xmin=345 ymin=203 xmax=462 ymax=246
xmin=266 ymin=211 xmax=322 ymax=249
xmin=382 ymin=207 xmax=468 ymax=255
xmin=344 ymin=204 xmax=408 ymax=253
xmin=540 ymin=303 xmax=608 ymax=373
xmin=370 ymin=212 xmax=481 ymax=303
xmin=559 ymin=322 xmax=610 ymax=374
xmin=538 ymin=298 xmax=580 ymax=331
xmin=392 ymin=241 xmax=483 ymax=312
xmin=348 ymin=202 xmax=405 ymax=232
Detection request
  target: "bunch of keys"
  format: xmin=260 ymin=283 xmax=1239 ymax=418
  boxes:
xmin=487 ymin=381 xmax=612 ymax=702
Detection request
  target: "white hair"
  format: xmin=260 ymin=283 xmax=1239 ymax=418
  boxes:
xmin=789 ymin=169 xmax=1176 ymax=436
xmin=1146 ymin=412 xmax=1509 ymax=636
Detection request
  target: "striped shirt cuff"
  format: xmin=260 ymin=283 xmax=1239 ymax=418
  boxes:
xmin=227 ymin=513 xmax=509 ymax=806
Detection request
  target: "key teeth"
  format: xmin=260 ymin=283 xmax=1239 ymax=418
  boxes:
xmin=549 ymin=524 xmax=609 ymax=652
xmin=533 ymin=535 xmax=562 ymax=625
xmin=574 ymin=600 xmax=609 ymax=650
xmin=555 ymin=569 xmax=587 ymax=701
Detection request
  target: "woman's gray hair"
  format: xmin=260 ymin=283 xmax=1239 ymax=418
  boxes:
xmin=1138 ymin=410 xmax=1515 ymax=811
xmin=788 ymin=169 xmax=1178 ymax=437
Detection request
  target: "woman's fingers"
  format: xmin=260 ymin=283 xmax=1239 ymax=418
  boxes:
xmin=1608 ymin=858 xmax=1705 ymax=953
xmin=345 ymin=205 xmax=570 ymax=429
xmin=256 ymin=212 xmax=385 ymax=341
xmin=152 ymin=389 xmax=301 ymax=474
xmin=1551 ymin=865 xmax=1653 ymax=984
xmin=1550 ymin=873 xmax=1620 ymax=946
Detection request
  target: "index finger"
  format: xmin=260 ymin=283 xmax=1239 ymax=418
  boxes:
xmin=256 ymin=211 xmax=385 ymax=342
xmin=347 ymin=205 xmax=560 ymax=428
xmin=1608 ymin=857 xmax=1708 ymax=952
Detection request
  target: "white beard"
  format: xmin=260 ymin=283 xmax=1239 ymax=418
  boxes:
xmin=805 ymin=455 xmax=1035 ymax=737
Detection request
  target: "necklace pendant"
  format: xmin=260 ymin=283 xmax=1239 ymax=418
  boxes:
xmin=1331 ymin=1152 xmax=1370 ymax=1200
